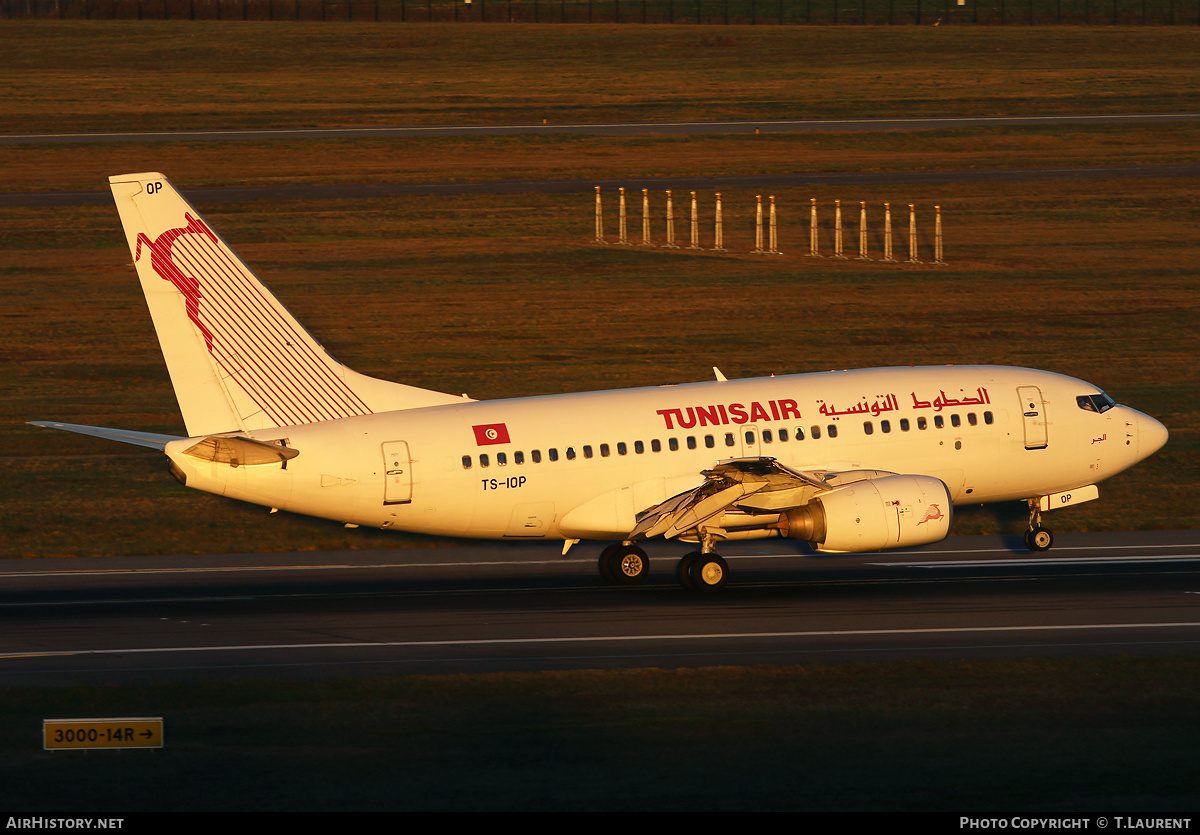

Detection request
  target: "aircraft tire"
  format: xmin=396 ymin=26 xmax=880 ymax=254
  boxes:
xmin=598 ymin=544 xmax=620 ymax=583
xmin=688 ymin=553 xmax=728 ymax=591
xmin=1025 ymin=527 xmax=1054 ymax=552
xmin=677 ymin=552 xmax=702 ymax=591
xmin=609 ymin=545 xmax=650 ymax=584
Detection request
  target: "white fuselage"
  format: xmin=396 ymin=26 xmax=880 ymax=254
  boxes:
xmin=164 ymin=364 xmax=1163 ymax=544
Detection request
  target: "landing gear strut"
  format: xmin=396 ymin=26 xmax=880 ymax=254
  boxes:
xmin=1024 ymin=499 xmax=1054 ymax=552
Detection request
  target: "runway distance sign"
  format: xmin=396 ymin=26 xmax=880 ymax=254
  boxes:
xmin=44 ymin=718 xmax=163 ymax=750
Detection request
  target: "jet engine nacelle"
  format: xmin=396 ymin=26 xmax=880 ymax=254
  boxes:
xmin=780 ymin=474 xmax=952 ymax=554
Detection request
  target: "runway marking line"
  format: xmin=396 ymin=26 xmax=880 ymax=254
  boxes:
xmin=2 ymin=544 xmax=1199 ymax=580
xmin=875 ymin=554 xmax=1200 ymax=568
xmin=4 ymin=622 xmax=1200 ymax=661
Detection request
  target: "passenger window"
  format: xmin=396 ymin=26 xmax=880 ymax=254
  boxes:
xmin=686 ymin=436 xmax=697 ymax=450
xmin=617 ymin=442 xmax=627 ymax=456
xmin=515 ymin=451 xmax=525 ymax=464
xmin=984 ymin=411 xmax=994 ymax=425
xmin=601 ymin=443 xmax=610 ymax=457
xmin=744 ymin=431 xmax=755 ymax=445
xmin=828 ymin=425 xmax=838 ymax=438
xmin=669 ymin=438 xmax=679 ymax=451
xmin=497 ymin=452 xmax=507 ymax=466
xmin=779 ymin=428 xmax=789 ymax=442
xmin=531 ymin=450 xmax=541 ymax=463
xmin=651 ymin=439 xmax=661 ymax=453
xmin=934 ymin=415 xmax=944 ymax=429
xmin=795 ymin=427 xmax=805 ymax=440
xmin=863 ymin=421 xmax=874 ymax=435
xmin=566 ymin=447 xmax=576 ymax=460
xmin=763 ymin=430 xmax=773 ymax=443
xmin=811 ymin=426 xmax=821 ymax=439
xmin=634 ymin=441 xmax=644 ymax=454
xmin=900 ymin=418 xmax=910 ymax=432
xmin=548 ymin=448 xmax=558 ymax=462
xmin=462 ymin=455 xmax=472 ymax=469
xmin=724 ymin=433 xmax=735 ymax=447
xmin=918 ymin=417 xmax=927 ymax=430
xmin=480 ymin=453 xmax=490 ymax=468
xmin=881 ymin=420 xmax=891 ymax=433
xmin=951 ymin=414 xmax=961 ymax=428
xmin=583 ymin=445 xmax=593 ymax=459
xmin=968 ymin=413 xmax=977 ymax=426
xmin=705 ymin=435 xmax=715 ymax=449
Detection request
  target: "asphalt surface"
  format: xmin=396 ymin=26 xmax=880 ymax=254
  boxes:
xmin=2 ymin=530 xmax=1198 ymax=685
xmin=7 ymin=162 xmax=1200 ymax=208
xmin=4 ymin=112 xmax=1199 ymax=144
xmin=5 ymin=111 xmax=1199 ymax=207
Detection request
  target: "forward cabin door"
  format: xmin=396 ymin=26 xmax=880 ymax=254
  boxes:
xmin=382 ymin=441 xmax=412 ymax=504
xmin=1016 ymin=386 xmax=1048 ymax=450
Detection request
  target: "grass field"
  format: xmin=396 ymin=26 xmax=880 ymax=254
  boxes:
xmin=4 ymin=22 xmax=1200 ymax=134
xmin=5 ymin=176 xmax=1199 ymax=557
xmin=10 ymin=0 xmax=1200 ymax=26
xmin=3 ymin=22 xmax=1199 ymax=558
xmin=2 ymin=21 xmax=1198 ymax=814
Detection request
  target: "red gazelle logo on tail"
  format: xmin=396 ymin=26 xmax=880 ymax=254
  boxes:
xmin=135 ymin=213 xmax=218 ymax=352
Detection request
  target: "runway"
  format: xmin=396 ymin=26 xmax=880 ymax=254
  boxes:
xmin=2 ymin=530 xmax=1198 ymax=685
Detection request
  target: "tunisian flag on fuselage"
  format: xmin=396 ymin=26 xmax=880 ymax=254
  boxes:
xmin=472 ymin=423 xmax=511 ymax=446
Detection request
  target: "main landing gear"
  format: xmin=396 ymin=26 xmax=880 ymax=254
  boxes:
xmin=598 ymin=543 xmax=650 ymax=584
xmin=1024 ymin=499 xmax=1054 ymax=552
xmin=677 ymin=551 xmax=728 ymax=592
xmin=598 ymin=543 xmax=729 ymax=591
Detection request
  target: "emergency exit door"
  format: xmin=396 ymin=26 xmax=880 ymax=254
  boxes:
xmin=382 ymin=441 xmax=412 ymax=504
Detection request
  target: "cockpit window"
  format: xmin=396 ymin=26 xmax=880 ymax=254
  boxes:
xmin=1077 ymin=393 xmax=1116 ymax=413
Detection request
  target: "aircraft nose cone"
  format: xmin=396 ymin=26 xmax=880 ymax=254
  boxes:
xmin=1139 ymin=413 xmax=1169 ymax=457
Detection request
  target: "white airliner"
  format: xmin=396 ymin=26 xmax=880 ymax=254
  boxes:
xmin=32 ymin=173 xmax=1168 ymax=590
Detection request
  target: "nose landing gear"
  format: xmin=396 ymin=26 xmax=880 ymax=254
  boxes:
xmin=1024 ymin=499 xmax=1054 ymax=552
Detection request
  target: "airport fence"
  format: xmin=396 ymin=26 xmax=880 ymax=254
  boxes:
xmin=5 ymin=0 xmax=1200 ymax=23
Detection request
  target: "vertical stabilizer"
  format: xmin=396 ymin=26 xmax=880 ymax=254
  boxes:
xmin=109 ymin=173 xmax=464 ymax=436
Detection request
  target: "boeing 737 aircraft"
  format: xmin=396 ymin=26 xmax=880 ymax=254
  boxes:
xmin=32 ymin=173 xmax=1169 ymax=590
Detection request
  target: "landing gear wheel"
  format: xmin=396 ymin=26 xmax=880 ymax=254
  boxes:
xmin=604 ymin=545 xmax=650 ymax=584
xmin=677 ymin=551 xmax=702 ymax=591
xmin=1025 ymin=526 xmax=1053 ymax=552
xmin=688 ymin=552 xmax=728 ymax=591
xmin=597 ymin=544 xmax=621 ymax=583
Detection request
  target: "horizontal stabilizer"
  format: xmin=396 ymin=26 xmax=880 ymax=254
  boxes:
xmin=176 ymin=435 xmax=299 ymax=467
xmin=29 ymin=421 xmax=184 ymax=451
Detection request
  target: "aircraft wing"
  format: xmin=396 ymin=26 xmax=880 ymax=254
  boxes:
xmin=630 ymin=458 xmax=836 ymax=540
xmin=28 ymin=421 xmax=185 ymax=451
